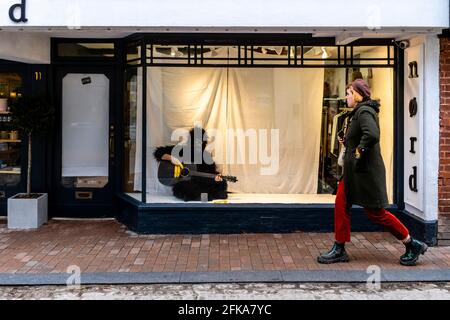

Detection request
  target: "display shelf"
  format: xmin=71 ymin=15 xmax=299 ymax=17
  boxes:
xmin=0 ymin=167 xmax=21 ymax=175
xmin=0 ymin=139 xmax=20 ymax=143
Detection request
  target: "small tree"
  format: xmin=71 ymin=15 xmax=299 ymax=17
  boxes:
xmin=9 ymin=95 xmax=54 ymax=197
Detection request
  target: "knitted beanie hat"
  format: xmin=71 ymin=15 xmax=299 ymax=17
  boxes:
xmin=351 ymin=79 xmax=371 ymax=99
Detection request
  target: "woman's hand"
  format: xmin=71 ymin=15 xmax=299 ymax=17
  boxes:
xmin=215 ymin=175 xmax=223 ymax=182
xmin=170 ymin=156 xmax=182 ymax=166
xmin=161 ymin=154 xmax=182 ymax=166
xmin=337 ymin=130 xmax=346 ymax=145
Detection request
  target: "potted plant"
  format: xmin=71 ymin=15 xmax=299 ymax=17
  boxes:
xmin=7 ymin=95 xmax=54 ymax=229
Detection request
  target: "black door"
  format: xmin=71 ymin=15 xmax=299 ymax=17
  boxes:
xmin=52 ymin=66 xmax=117 ymax=217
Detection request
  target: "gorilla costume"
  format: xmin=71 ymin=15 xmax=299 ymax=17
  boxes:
xmin=153 ymin=127 xmax=229 ymax=201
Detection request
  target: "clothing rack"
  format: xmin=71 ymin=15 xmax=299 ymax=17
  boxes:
xmin=318 ymin=100 xmax=351 ymax=193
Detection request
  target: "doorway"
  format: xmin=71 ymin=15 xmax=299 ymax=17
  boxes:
xmin=52 ymin=66 xmax=117 ymax=217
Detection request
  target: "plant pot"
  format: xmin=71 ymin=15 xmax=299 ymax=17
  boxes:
xmin=7 ymin=193 xmax=48 ymax=229
xmin=0 ymin=99 xmax=7 ymax=112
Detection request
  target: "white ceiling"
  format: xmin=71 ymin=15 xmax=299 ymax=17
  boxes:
xmin=0 ymin=26 xmax=444 ymax=40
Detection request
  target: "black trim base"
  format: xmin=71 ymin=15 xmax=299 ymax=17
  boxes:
xmin=395 ymin=210 xmax=438 ymax=246
xmin=117 ymin=194 xmax=385 ymax=234
xmin=117 ymin=194 xmax=438 ymax=246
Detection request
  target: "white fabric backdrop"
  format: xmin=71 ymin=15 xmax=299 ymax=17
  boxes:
xmin=134 ymin=52 xmax=324 ymax=196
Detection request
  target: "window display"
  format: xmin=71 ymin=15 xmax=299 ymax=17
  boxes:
xmin=124 ymin=44 xmax=394 ymax=204
xmin=0 ymin=72 xmax=22 ymax=186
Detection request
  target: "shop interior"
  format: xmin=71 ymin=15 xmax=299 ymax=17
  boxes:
xmin=123 ymin=44 xmax=394 ymax=204
xmin=0 ymin=72 xmax=22 ymax=187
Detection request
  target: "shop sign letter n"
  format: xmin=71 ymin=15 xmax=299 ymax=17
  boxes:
xmin=9 ymin=0 xmax=28 ymax=23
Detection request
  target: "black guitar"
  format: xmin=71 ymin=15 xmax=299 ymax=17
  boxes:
xmin=157 ymin=161 xmax=238 ymax=186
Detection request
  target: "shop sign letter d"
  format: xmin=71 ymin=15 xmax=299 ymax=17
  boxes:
xmin=9 ymin=0 xmax=28 ymax=23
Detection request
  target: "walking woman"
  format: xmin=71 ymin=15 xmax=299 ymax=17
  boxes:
xmin=317 ymin=79 xmax=428 ymax=266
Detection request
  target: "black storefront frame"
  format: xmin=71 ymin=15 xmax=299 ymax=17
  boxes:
xmin=49 ymin=38 xmax=125 ymax=217
xmin=50 ymin=34 xmax=435 ymax=244
xmin=116 ymin=34 xmax=432 ymax=240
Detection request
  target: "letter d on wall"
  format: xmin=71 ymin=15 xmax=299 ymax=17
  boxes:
xmin=409 ymin=166 xmax=418 ymax=192
xmin=9 ymin=0 xmax=28 ymax=23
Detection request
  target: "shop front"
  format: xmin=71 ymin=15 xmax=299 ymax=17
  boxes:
xmin=0 ymin=0 xmax=448 ymax=244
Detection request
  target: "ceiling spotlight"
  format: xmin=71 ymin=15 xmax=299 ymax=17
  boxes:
xmin=305 ymin=47 xmax=322 ymax=56
xmin=290 ymin=47 xmax=296 ymax=58
xmin=170 ymin=47 xmax=180 ymax=57
xmin=321 ymin=47 xmax=330 ymax=59
xmin=274 ymin=46 xmax=284 ymax=55
xmin=210 ymin=48 xmax=219 ymax=57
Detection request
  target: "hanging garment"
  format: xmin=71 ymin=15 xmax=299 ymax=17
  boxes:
xmin=330 ymin=111 xmax=349 ymax=156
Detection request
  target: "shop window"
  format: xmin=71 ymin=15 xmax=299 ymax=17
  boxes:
xmin=149 ymin=45 xmax=300 ymax=66
xmin=123 ymin=68 xmax=141 ymax=199
xmin=0 ymin=72 xmax=22 ymax=187
xmin=351 ymin=46 xmax=394 ymax=65
xmin=57 ymin=42 xmax=115 ymax=58
xmin=124 ymin=43 xmax=395 ymax=204
xmin=320 ymin=67 xmax=394 ymax=202
xmin=302 ymin=46 xmax=340 ymax=65
xmin=145 ymin=45 xmax=394 ymax=67
xmin=126 ymin=45 xmax=141 ymax=66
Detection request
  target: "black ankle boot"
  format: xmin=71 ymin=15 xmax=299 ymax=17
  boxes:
xmin=317 ymin=242 xmax=349 ymax=264
xmin=400 ymin=238 xmax=428 ymax=266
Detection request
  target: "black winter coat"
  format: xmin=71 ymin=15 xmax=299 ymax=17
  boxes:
xmin=154 ymin=145 xmax=228 ymax=201
xmin=342 ymin=99 xmax=389 ymax=208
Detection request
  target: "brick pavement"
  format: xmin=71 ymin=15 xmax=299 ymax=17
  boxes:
xmin=0 ymin=219 xmax=450 ymax=274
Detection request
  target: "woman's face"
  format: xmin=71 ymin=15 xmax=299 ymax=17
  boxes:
xmin=351 ymin=86 xmax=364 ymax=104
xmin=346 ymin=87 xmax=356 ymax=108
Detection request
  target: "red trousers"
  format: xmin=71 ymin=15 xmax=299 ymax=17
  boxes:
xmin=335 ymin=180 xmax=409 ymax=243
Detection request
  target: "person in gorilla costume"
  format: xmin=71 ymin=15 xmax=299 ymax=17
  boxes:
xmin=153 ymin=127 xmax=229 ymax=201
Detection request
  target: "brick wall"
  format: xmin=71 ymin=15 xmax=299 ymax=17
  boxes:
xmin=439 ymin=35 xmax=450 ymax=245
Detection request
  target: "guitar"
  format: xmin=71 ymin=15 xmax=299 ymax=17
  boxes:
xmin=157 ymin=161 xmax=238 ymax=186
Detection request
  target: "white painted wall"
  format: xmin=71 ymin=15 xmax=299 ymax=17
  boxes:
xmin=0 ymin=0 xmax=448 ymax=28
xmin=423 ymin=35 xmax=440 ymax=222
xmin=0 ymin=32 xmax=50 ymax=63
xmin=404 ymin=44 xmax=424 ymax=216
xmin=404 ymin=35 xmax=440 ymax=222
